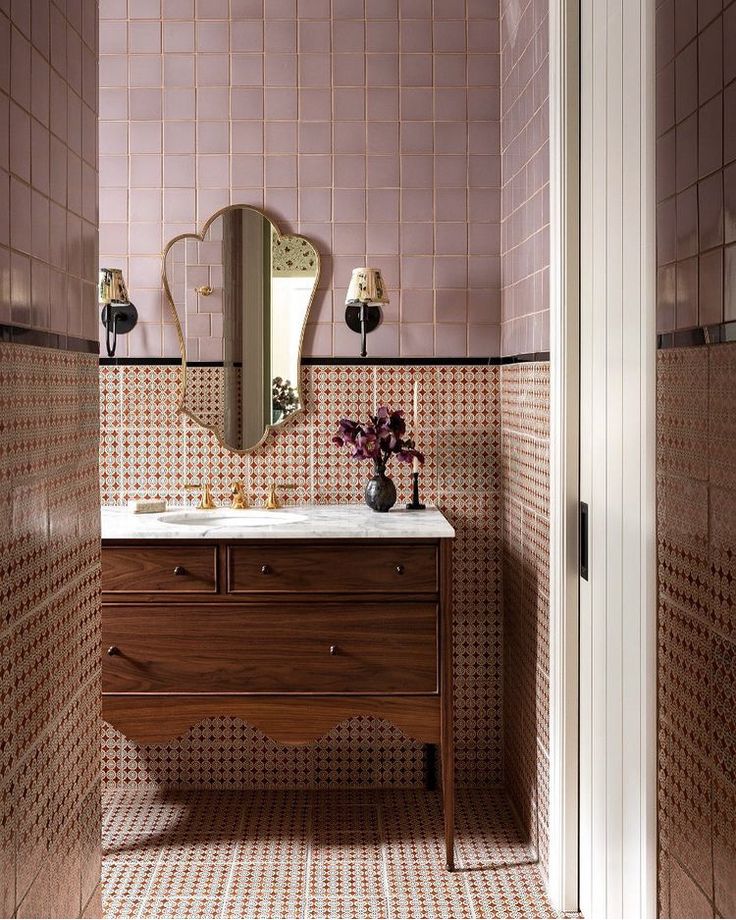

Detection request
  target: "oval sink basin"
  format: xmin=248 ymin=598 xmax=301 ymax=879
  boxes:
xmin=157 ymin=509 xmax=307 ymax=528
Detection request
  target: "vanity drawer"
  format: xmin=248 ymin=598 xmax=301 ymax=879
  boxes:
xmin=227 ymin=544 xmax=437 ymax=594
xmin=102 ymin=546 xmax=218 ymax=594
xmin=102 ymin=603 xmax=437 ymax=694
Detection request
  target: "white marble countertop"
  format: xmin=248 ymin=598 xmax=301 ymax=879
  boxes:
xmin=101 ymin=504 xmax=455 ymax=541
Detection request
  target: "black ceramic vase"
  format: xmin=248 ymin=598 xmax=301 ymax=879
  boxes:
xmin=365 ymin=461 xmax=397 ymax=512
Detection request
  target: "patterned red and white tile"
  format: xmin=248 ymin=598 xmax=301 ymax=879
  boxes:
xmin=101 ymin=788 xmax=560 ymax=919
xmin=98 ymin=361 xmax=550 ymax=848
xmin=2 ymin=344 xmax=101 ymax=917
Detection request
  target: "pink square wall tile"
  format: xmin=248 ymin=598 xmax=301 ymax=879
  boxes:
xmin=435 ymin=322 xmax=466 ymax=356
xmin=367 ymin=188 xmax=399 ymax=221
xmin=400 ymin=222 xmax=433 ymax=255
xmin=499 ymin=0 xmax=548 ymax=355
xmin=0 ymin=169 xmax=10 ymax=248
xmin=332 ymin=221 xmax=366 ymax=254
xmin=400 ymin=321 xmax=434 ymax=355
xmin=698 ymin=247 xmax=723 ymax=326
xmin=334 ymin=153 xmax=366 ymax=187
xmin=656 ymin=3 xmax=736 ymax=906
xmin=93 ymin=4 xmax=507 ymax=359
xmin=654 ymin=2 xmax=736 ymax=340
xmin=302 ymin=321 xmax=333 ymax=356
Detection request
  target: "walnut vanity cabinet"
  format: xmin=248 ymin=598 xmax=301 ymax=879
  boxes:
xmin=101 ymin=536 xmax=455 ymax=869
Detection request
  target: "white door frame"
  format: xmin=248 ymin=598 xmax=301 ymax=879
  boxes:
xmin=548 ymin=0 xmax=657 ymax=916
xmin=548 ymin=0 xmax=581 ymax=912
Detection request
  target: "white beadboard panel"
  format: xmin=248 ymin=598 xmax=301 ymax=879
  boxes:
xmin=578 ymin=0 xmax=657 ymax=917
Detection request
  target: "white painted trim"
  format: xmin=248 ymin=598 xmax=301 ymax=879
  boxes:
xmin=639 ymin=1 xmax=658 ymax=913
xmin=577 ymin=0 xmax=657 ymax=916
xmin=547 ymin=0 xmax=580 ymax=913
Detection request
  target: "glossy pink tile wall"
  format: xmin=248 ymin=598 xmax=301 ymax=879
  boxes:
xmin=1 ymin=346 xmax=103 ymax=920
xmin=0 ymin=0 xmax=99 ymax=341
xmin=0 ymin=4 xmax=103 ymax=916
xmin=499 ymin=0 xmax=549 ymax=356
xmin=656 ymin=3 xmax=736 ymax=918
xmin=98 ymin=0 xmax=503 ymax=359
xmin=498 ymin=0 xmax=550 ymax=874
xmin=656 ymin=0 xmax=736 ymax=333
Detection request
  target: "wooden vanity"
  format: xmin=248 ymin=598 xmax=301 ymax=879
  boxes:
xmin=100 ymin=506 xmax=456 ymax=868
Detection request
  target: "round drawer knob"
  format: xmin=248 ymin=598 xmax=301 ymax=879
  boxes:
xmin=173 ymin=565 xmax=186 ymax=576
xmin=395 ymin=564 xmax=405 ymax=575
xmin=330 ymin=644 xmax=338 ymax=655
xmin=107 ymin=645 xmax=120 ymax=656
xmin=261 ymin=564 xmax=271 ymax=575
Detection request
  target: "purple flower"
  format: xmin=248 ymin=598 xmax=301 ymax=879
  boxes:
xmin=397 ymin=448 xmax=425 ymax=465
xmin=333 ymin=418 xmax=361 ymax=445
xmin=332 ymin=406 xmax=424 ymax=470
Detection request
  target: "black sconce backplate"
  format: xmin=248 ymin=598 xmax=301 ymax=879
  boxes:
xmin=101 ymin=301 xmax=138 ymax=357
xmin=101 ymin=302 xmax=138 ymax=334
xmin=345 ymin=302 xmax=382 ymax=335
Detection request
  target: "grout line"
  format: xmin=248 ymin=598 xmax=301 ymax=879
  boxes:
xmin=377 ymin=803 xmax=392 ymax=915
xmin=218 ymin=791 xmax=248 ymax=916
xmin=303 ymin=797 xmax=313 ymax=919
xmin=455 ymin=795 xmax=480 ymax=920
xmin=131 ymin=795 xmax=187 ymax=919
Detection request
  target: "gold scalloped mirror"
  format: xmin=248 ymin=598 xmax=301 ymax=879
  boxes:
xmin=163 ymin=206 xmax=320 ymax=453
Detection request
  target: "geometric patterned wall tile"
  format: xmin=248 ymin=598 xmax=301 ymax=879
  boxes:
xmin=668 ymin=857 xmax=713 ymax=920
xmin=712 ymin=633 xmax=736 ymax=787
xmin=99 ymin=363 xmax=506 ymax=791
xmin=2 ymin=0 xmax=100 ymax=911
xmin=709 ymin=344 xmax=736 ymax=488
xmin=657 ymin=720 xmax=713 ymax=902
xmin=656 ymin=347 xmax=710 ymax=480
xmin=1 ymin=343 xmax=102 ymax=919
xmin=656 ymin=341 xmax=736 ymax=917
xmin=713 ymin=770 xmax=736 ymax=920
xmin=499 ymin=362 xmax=550 ymax=879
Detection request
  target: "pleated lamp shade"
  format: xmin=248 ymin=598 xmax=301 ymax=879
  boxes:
xmin=345 ymin=267 xmax=390 ymax=305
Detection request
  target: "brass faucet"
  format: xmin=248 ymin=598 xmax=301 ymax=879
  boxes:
xmin=264 ymin=481 xmax=296 ymax=510
xmin=184 ymin=482 xmax=216 ymax=510
xmin=230 ymin=480 xmax=249 ymax=509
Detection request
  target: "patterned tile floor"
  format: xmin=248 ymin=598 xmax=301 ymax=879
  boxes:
xmin=102 ymin=788 xmax=558 ymax=918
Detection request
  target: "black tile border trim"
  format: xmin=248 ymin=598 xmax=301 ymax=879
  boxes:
xmin=99 ymin=352 xmax=551 ymax=367
xmin=657 ymin=320 xmax=736 ymax=349
xmin=0 ymin=323 xmax=99 ymax=354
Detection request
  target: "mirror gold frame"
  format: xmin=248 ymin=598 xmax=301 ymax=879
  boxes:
xmin=161 ymin=205 xmax=321 ymax=454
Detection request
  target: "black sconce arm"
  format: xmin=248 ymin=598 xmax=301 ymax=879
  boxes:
xmin=344 ymin=301 xmax=382 ymax=358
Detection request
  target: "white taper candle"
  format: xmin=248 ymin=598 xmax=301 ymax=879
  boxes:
xmin=413 ymin=380 xmax=419 ymax=439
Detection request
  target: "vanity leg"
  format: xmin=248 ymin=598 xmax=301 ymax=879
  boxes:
xmin=424 ymin=743 xmax=437 ymax=789
xmin=439 ymin=538 xmax=455 ymax=871
xmin=441 ymin=733 xmax=455 ymax=870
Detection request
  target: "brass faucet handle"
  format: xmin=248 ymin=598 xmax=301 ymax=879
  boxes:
xmin=184 ymin=482 xmax=217 ymax=510
xmin=231 ymin=480 xmax=249 ymax=509
xmin=264 ymin=482 xmax=296 ymax=510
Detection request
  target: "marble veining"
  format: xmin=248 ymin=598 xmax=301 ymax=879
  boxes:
xmin=101 ymin=504 xmax=456 ymax=541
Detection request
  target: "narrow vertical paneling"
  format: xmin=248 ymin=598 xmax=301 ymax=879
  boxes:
xmin=579 ymin=0 xmax=657 ymax=916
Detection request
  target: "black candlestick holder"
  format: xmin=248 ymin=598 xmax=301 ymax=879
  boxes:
xmin=406 ymin=471 xmax=425 ymax=510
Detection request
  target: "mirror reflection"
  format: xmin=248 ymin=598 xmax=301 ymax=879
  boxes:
xmin=164 ymin=206 xmax=319 ymax=452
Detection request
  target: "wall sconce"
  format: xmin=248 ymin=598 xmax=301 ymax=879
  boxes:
xmin=344 ymin=267 xmax=389 ymax=358
xmin=100 ymin=268 xmax=138 ymax=357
